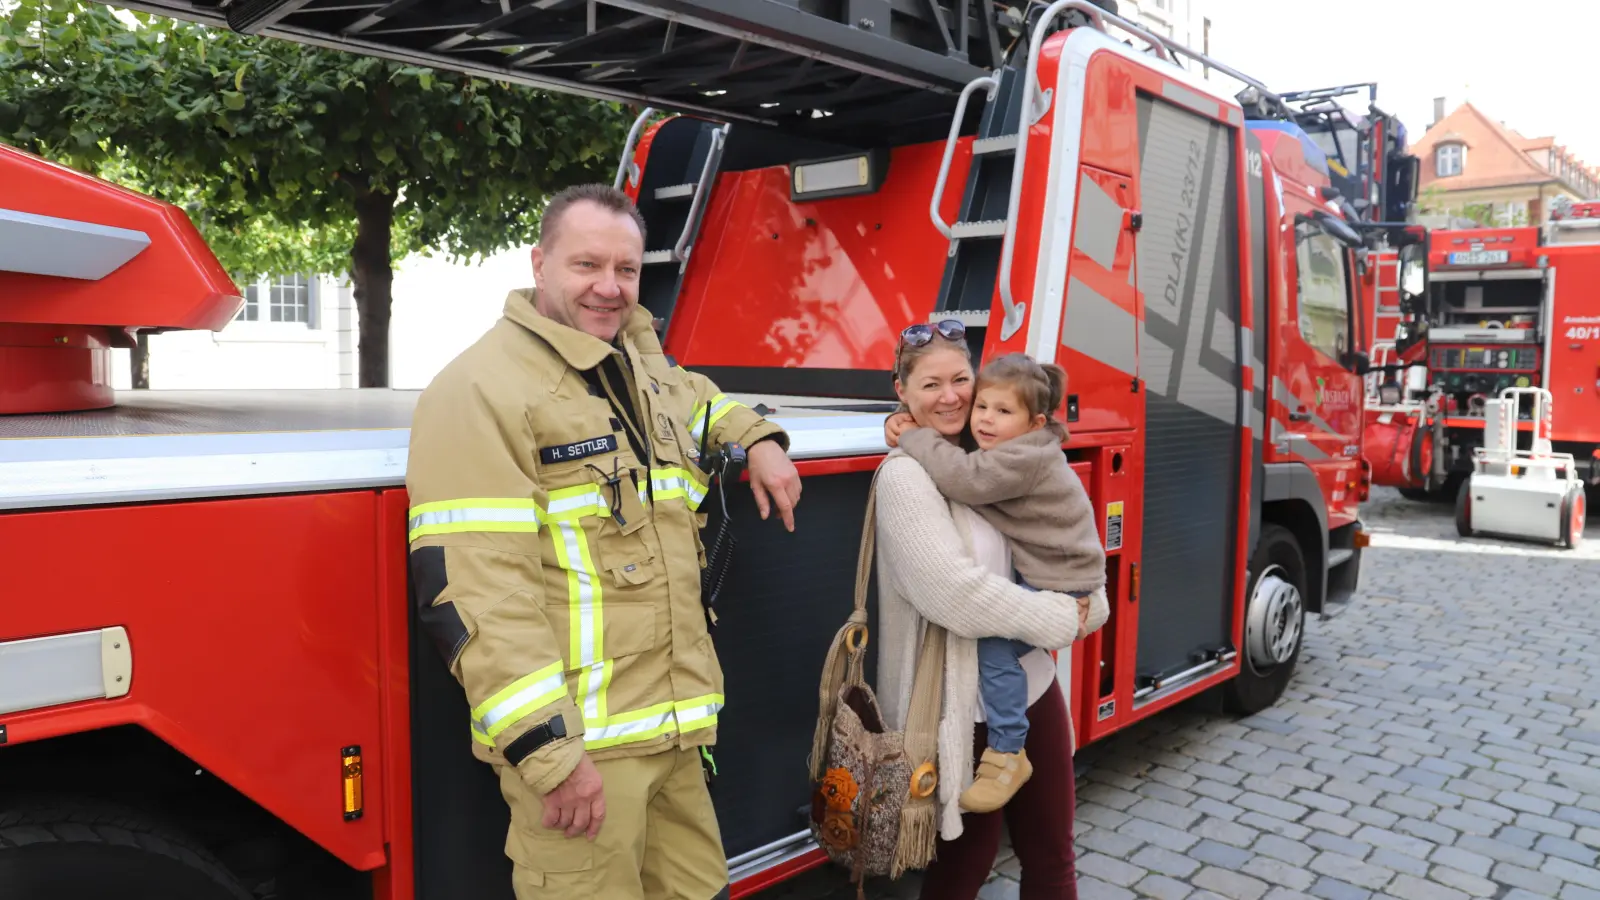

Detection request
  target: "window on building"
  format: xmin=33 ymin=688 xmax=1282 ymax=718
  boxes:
xmin=1436 ymin=143 xmax=1464 ymax=177
xmin=234 ymin=274 xmax=317 ymax=326
xmin=1296 ymin=225 xmax=1350 ymax=362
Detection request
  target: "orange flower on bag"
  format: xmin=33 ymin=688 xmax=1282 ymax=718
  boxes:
xmin=819 ymin=811 xmax=858 ymax=851
xmin=821 ymin=767 xmax=858 ymax=811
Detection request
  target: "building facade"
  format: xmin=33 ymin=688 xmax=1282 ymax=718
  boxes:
xmin=1116 ymin=0 xmax=1215 ymax=78
xmin=112 ymin=244 xmax=531 ymax=392
xmin=1412 ymin=98 xmax=1599 ymax=229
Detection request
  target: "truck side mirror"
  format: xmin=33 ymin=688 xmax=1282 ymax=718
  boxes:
xmin=1398 ymin=242 xmax=1427 ymax=304
xmin=1313 ymin=211 xmax=1363 ymax=248
xmin=1342 ymin=350 xmax=1372 ymax=376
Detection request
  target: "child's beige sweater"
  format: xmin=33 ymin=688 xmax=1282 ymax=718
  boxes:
xmin=900 ymin=427 xmax=1107 ymax=593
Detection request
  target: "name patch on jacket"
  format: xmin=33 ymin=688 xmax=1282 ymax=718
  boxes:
xmin=540 ymin=434 xmax=618 ymax=465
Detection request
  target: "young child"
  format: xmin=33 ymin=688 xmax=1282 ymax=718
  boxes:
xmin=886 ymin=352 xmax=1107 ymax=813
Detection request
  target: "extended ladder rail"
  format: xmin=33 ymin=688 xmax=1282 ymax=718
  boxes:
xmin=993 ymin=0 xmax=1287 ymax=340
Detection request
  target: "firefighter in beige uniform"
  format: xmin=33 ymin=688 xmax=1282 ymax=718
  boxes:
xmin=405 ymin=185 xmax=802 ymax=900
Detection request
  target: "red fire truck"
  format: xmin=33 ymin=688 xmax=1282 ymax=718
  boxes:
xmin=1 ymin=2 xmax=1402 ymax=897
xmin=1362 ymin=199 xmax=1597 ymax=545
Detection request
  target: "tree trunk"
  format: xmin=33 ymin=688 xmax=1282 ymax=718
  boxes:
xmin=130 ymin=331 xmax=150 ymax=389
xmin=351 ymin=188 xmax=395 ymax=388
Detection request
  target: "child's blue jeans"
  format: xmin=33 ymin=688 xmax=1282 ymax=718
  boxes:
xmin=977 ymin=584 xmax=1093 ymax=754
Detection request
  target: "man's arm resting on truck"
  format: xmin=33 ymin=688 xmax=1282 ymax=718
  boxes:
xmin=681 ymin=368 xmax=801 ymax=530
xmin=406 ymin=377 xmax=599 ymax=834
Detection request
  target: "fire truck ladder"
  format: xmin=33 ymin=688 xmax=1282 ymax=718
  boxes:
xmin=928 ymin=62 xmax=1028 ymax=359
xmin=926 ymin=0 xmax=1286 ymax=358
xmin=614 ymin=108 xmax=729 ymax=332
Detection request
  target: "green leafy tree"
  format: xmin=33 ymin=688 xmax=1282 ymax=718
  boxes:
xmin=0 ymin=0 xmax=633 ymax=386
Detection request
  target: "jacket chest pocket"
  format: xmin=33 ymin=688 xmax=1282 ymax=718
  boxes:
xmin=644 ymin=372 xmax=705 ymax=469
xmin=532 ymin=398 xmax=649 ymax=536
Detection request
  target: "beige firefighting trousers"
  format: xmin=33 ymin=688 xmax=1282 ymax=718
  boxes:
xmin=496 ymin=746 xmax=727 ymax=900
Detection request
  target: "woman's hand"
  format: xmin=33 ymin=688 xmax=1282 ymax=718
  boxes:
xmin=883 ymin=412 xmax=917 ymax=448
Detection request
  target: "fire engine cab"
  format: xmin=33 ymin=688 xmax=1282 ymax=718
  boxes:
xmin=1363 ymin=197 xmax=1596 ymax=546
xmin=2 ymin=2 xmax=1390 ymax=897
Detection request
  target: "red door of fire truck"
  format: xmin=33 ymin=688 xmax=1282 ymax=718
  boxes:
xmin=1547 ymin=246 xmax=1600 ymax=445
xmin=1279 ymin=193 xmax=1364 ymax=512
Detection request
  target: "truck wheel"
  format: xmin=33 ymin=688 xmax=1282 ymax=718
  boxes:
xmin=1560 ymin=484 xmax=1585 ymax=549
xmin=1398 ymin=487 xmax=1431 ymax=502
xmin=1455 ymin=479 xmax=1473 ymax=538
xmin=0 ymin=798 xmax=252 ymax=900
xmin=1224 ymin=524 xmax=1306 ymax=715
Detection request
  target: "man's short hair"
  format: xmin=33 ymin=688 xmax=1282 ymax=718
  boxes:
xmin=539 ymin=183 xmax=648 ymax=249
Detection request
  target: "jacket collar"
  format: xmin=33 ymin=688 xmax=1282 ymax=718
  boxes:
xmin=502 ymin=287 xmax=658 ymax=370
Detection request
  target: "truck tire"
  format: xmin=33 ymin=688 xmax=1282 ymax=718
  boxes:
xmin=1455 ymin=479 xmax=1473 ymax=538
xmin=1224 ymin=524 xmax=1306 ymax=715
xmin=0 ymin=798 xmax=253 ymax=900
xmin=1397 ymin=487 xmax=1431 ymax=502
xmin=1560 ymin=484 xmax=1585 ymax=549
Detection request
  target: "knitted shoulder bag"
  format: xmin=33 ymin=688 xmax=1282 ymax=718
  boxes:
xmin=806 ymin=467 xmax=945 ymax=892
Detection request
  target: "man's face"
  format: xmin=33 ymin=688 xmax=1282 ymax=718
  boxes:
xmin=531 ymin=200 xmax=644 ymax=342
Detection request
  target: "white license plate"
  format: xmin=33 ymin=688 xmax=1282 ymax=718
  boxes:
xmin=1449 ymin=249 xmax=1508 ymax=265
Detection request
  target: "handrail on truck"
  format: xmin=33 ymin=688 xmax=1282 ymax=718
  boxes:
xmin=995 ymin=0 xmax=1288 ymax=340
xmin=614 ymin=105 xmax=658 ymax=190
xmin=611 ymin=104 xmax=727 ymax=265
xmin=674 ymin=124 xmax=729 ymax=263
xmin=929 ymin=73 xmax=1000 ymax=243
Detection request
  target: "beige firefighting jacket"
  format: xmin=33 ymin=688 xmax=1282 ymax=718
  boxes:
xmin=405 ymin=288 xmax=788 ymax=796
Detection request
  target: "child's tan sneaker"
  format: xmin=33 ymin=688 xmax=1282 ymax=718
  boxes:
xmin=958 ymin=747 xmax=1033 ymax=813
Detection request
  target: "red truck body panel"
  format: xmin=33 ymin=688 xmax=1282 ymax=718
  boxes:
xmin=0 ymin=494 xmax=390 ymax=871
xmin=1543 ymin=243 xmax=1600 ymax=444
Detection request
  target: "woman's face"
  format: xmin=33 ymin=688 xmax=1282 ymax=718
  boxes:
xmin=895 ymin=345 xmax=974 ymax=438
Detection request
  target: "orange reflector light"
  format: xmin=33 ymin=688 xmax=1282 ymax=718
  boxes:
xmin=1354 ymin=530 xmax=1370 ymax=549
xmin=342 ymin=745 xmax=364 ymax=821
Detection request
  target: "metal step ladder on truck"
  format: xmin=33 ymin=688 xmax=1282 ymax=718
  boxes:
xmin=2 ymin=1 xmax=1383 ymax=896
xmin=1362 ymin=200 xmax=1598 ymax=544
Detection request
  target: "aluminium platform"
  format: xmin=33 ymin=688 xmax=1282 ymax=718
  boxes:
xmin=0 ymin=389 xmax=893 ymax=511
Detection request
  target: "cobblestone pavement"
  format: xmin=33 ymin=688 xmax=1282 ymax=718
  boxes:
xmin=762 ymin=487 xmax=1600 ymax=900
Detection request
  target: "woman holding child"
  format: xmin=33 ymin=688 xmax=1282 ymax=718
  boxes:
xmin=872 ymin=319 xmax=1109 ymax=900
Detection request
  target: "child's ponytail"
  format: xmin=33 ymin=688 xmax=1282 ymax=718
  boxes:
xmin=1040 ymin=362 xmax=1069 ymax=440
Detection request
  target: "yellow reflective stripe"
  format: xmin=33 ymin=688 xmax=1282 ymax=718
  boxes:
xmin=649 ymin=466 xmax=707 ymax=510
xmin=472 ymin=661 xmax=568 ymax=739
xmin=407 ymin=498 xmax=543 ymax=542
xmin=577 ymin=696 xmax=725 ymax=750
xmin=471 ymin=720 xmax=495 ymax=746
xmin=584 ymin=701 xmax=677 ymax=750
xmin=552 ymin=519 xmax=607 ymax=728
xmin=689 ymin=394 xmax=743 ymax=443
xmin=546 ymin=485 xmax=610 ymax=522
xmin=675 ymin=694 xmax=724 ymax=733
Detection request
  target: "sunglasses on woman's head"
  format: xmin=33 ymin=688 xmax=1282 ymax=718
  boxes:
xmin=900 ymin=319 xmax=967 ymax=347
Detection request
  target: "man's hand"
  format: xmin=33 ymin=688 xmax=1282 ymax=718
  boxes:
xmin=540 ymin=754 xmax=606 ymax=840
xmin=1076 ymin=597 xmax=1091 ymax=636
xmin=883 ymin=412 xmax=917 ymax=449
xmin=747 ymin=439 xmax=802 ymax=532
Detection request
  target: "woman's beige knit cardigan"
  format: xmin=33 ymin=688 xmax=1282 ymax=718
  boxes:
xmin=872 ymin=451 xmax=1111 ymax=841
